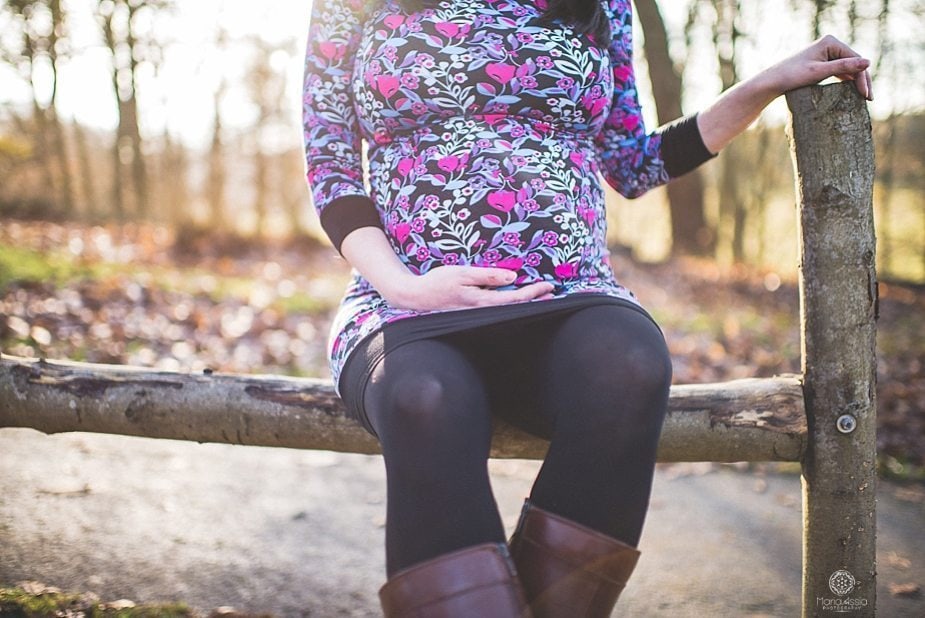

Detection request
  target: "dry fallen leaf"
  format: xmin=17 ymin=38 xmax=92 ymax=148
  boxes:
xmin=888 ymin=582 xmax=921 ymax=598
xmin=16 ymin=581 xmax=61 ymax=595
xmin=894 ymin=486 xmax=925 ymax=504
xmin=100 ymin=599 xmax=137 ymax=610
xmin=884 ymin=551 xmax=912 ymax=570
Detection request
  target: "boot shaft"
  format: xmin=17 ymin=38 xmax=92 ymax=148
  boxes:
xmin=379 ymin=542 xmax=532 ymax=617
xmin=509 ymin=501 xmax=640 ymax=617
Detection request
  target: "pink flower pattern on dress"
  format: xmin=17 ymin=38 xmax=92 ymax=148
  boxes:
xmin=303 ymin=0 xmax=670 ymax=390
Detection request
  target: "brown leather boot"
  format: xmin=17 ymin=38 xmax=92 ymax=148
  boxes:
xmin=379 ymin=542 xmax=533 ymax=617
xmin=508 ymin=501 xmax=640 ymax=617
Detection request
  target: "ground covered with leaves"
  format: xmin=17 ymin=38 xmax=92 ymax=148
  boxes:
xmin=0 ymin=581 xmax=273 ymax=617
xmin=0 ymin=581 xmax=193 ymax=617
xmin=1 ymin=219 xmax=924 ymax=474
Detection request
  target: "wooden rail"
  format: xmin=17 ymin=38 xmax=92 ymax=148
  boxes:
xmin=0 ymin=82 xmax=877 ymax=617
xmin=0 ymin=356 xmax=806 ymax=462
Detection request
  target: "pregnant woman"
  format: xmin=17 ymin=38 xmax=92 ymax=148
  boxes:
xmin=302 ymin=0 xmax=871 ymax=615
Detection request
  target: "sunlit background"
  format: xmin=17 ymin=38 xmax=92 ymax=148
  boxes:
xmin=2 ymin=0 xmax=923 ymax=277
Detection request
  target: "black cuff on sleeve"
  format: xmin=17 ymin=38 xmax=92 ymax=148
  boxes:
xmin=319 ymin=194 xmax=384 ymax=254
xmin=659 ymin=113 xmax=718 ymax=178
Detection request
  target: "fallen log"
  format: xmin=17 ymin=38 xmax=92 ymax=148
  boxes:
xmin=0 ymin=354 xmax=806 ymax=462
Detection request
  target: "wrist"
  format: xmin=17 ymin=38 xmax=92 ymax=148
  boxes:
xmin=751 ymin=62 xmax=790 ymax=99
xmin=340 ymin=227 xmax=420 ymax=305
xmin=375 ymin=269 xmax=419 ymax=307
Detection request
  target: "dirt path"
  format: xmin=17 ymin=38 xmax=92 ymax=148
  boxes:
xmin=1 ymin=428 xmax=923 ymax=617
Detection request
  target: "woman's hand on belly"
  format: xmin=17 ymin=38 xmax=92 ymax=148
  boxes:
xmin=340 ymin=226 xmax=554 ymax=312
xmin=388 ymin=265 xmax=555 ymax=312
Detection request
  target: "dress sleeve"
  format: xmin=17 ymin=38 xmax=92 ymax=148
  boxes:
xmin=594 ymin=0 xmax=717 ymax=199
xmin=303 ymin=0 xmax=383 ymax=252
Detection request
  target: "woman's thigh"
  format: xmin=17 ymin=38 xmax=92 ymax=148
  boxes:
xmin=441 ymin=303 xmax=670 ymax=439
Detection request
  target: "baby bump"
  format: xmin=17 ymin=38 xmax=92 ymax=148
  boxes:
xmin=369 ymin=119 xmax=612 ymax=289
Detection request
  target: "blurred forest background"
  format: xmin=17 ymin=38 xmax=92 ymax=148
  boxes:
xmin=1 ymin=0 xmax=924 ymax=471
xmin=1 ymin=0 xmax=923 ymax=276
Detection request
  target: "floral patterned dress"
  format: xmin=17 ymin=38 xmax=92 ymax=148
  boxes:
xmin=303 ymin=0 xmax=714 ymax=395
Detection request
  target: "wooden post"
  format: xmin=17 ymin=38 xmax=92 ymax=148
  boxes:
xmin=786 ymin=83 xmax=877 ymax=617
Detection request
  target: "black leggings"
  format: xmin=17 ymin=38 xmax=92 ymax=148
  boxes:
xmin=359 ymin=304 xmax=672 ymax=577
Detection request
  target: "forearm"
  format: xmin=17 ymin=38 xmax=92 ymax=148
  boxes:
xmin=695 ymin=70 xmax=780 ymax=155
xmin=340 ymin=227 xmax=415 ymax=303
xmin=696 ymin=35 xmax=873 ymax=155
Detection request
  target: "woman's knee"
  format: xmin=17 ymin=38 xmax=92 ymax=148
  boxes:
xmin=614 ymin=328 xmax=673 ymax=399
xmin=386 ymin=372 xmax=461 ymax=426
xmin=552 ymin=306 xmax=672 ymax=394
xmin=364 ymin=339 xmax=490 ymax=437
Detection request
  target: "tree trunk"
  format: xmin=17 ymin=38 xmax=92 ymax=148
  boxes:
xmin=29 ymin=98 xmax=58 ymax=213
xmin=747 ymin=125 xmax=774 ymax=264
xmin=719 ymin=138 xmax=745 ymax=263
xmin=161 ymin=129 xmax=189 ymax=228
xmin=72 ymin=120 xmax=99 ymax=220
xmin=126 ymin=96 xmax=149 ymax=219
xmin=7 ymin=0 xmax=70 ymax=216
xmin=46 ymin=0 xmax=75 ymax=216
xmin=283 ymin=150 xmax=308 ymax=236
xmin=125 ymin=2 xmax=149 ymax=219
xmin=876 ymin=113 xmax=897 ymax=275
xmin=208 ymin=82 xmax=227 ymax=232
xmin=99 ymin=5 xmax=124 ymax=219
xmin=24 ymin=29 xmax=57 ymax=211
xmin=47 ymin=107 xmax=76 ymax=216
xmin=254 ymin=147 xmax=268 ymax=236
xmin=634 ymin=0 xmax=712 ymax=256
xmin=711 ymin=0 xmax=745 ymax=263
xmin=98 ymin=0 xmax=151 ymax=221
xmin=812 ymin=0 xmax=835 ymax=39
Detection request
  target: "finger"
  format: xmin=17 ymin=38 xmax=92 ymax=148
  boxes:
xmin=834 ymin=71 xmax=865 ymax=91
xmin=458 ymin=266 xmax=518 ymax=287
xmin=833 ymin=67 xmax=872 ymax=100
xmin=820 ymin=35 xmax=861 ymax=61
xmin=813 ymin=36 xmax=872 ymax=99
xmin=826 ymin=57 xmax=869 ymax=78
xmin=823 ymin=59 xmax=869 ymax=97
xmin=471 ymin=281 xmax=556 ymax=306
xmin=518 ymin=281 xmax=557 ymax=297
xmin=850 ymin=69 xmax=871 ymax=100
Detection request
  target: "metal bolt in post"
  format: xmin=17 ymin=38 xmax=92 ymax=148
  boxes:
xmin=836 ymin=414 xmax=858 ymax=434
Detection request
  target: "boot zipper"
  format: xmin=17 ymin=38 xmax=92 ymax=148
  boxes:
xmin=497 ymin=542 xmax=519 ymax=577
xmin=513 ymin=500 xmax=531 ymax=539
